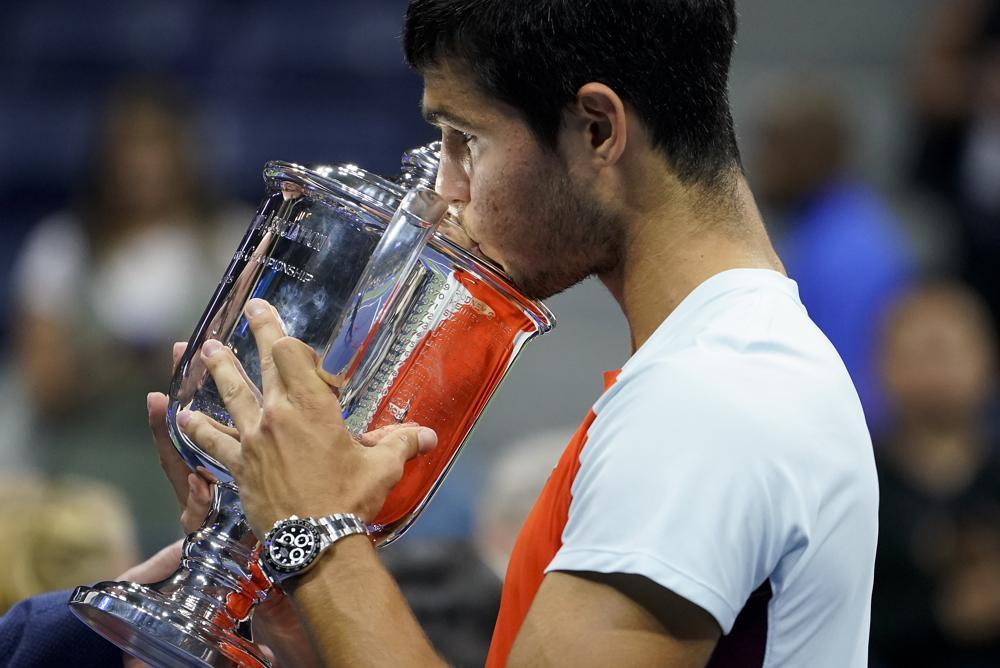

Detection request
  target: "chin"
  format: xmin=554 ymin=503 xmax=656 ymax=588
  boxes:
xmin=508 ymin=264 xmax=587 ymax=301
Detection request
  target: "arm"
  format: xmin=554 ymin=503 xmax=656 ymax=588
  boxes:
xmin=0 ymin=591 xmax=122 ymax=668
xmin=511 ymin=572 xmax=719 ymax=667
xmin=0 ymin=542 xmax=196 ymax=668
xmin=286 ymin=536 xmax=444 ymax=666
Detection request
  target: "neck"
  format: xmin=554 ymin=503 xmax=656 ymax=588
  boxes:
xmin=599 ymin=173 xmax=784 ymax=352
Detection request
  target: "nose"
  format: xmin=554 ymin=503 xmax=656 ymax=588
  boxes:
xmin=435 ymin=150 xmax=471 ymax=207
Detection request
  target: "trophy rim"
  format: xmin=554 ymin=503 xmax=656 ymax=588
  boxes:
xmin=262 ymin=159 xmax=555 ymax=334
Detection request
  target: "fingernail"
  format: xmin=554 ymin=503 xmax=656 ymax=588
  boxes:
xmin=146 ymin=392 xmax=156 ymax=410
xmin=202 ymin=340 xmax=222 ymax=357
xmin=417 ymin=428 xmax=438 ymax=453
xmin=246 ymin=299 xmax=269 ymax=318
xmin=177 ymin=410 xmax=192 ymax=428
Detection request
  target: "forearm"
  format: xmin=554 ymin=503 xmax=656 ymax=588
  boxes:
xmin=251 ymin=593 xmax=324 ymax=668
xmin=288 ymin=535 xmax=445 ymax=667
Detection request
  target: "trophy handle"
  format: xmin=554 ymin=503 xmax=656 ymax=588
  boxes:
xmin=319 ymin=187 xmax=446 ymax=413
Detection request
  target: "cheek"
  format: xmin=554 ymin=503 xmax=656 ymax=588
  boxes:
xmin=465 ymin=151 xmax=557 ymax=254
xmin=466 ymin=169 xmax=513 ymax=239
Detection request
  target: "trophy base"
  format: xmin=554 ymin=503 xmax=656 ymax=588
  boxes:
xmin=69 ymin=582 xmax=269 ymax=668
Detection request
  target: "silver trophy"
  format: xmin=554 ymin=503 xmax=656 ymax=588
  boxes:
xmin=68 ymin=143 xmax=554 ymax=667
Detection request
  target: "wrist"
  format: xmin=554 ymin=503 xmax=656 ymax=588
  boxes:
xmin=261 ymin=513 xmax=372 ymax=585
xmin=285 ymin=533 xmax=375 ymax=593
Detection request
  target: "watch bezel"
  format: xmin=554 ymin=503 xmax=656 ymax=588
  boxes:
xmin=262 ymin=518 xmax=324 ymax=575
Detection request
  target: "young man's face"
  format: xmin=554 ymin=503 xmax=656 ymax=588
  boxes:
xmin=421 ymin=62 xmax=620 ymax=299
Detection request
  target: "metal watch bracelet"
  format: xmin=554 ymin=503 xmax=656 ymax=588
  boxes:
xmin=314 ymin=513 xmax=370 ymax=548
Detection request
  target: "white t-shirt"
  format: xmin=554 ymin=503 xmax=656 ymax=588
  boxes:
xmin=546 ymin=268 xmax=878 ymax=667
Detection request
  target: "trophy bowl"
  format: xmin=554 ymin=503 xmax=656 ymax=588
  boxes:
xmin=69 ymin=143 xmax=554 ymax=667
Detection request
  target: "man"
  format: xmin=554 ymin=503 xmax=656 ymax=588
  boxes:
xmin=1 ymin=1 xmax=878 ymax=666
xmin=178 ymin=1 xmax=878 ymax=666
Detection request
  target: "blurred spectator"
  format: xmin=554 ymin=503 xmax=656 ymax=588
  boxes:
xmin=909 ymin=0 xmax=1000 ymax=331
xmin=0 ymin=474 xmax=139 ymax=615
xmin=8 ymin=80 xmax=247 ymax=553
xmin=751 ymin=78 xmax=915 ymax=431
xmin=383 ymin=429 xmax=569 ymax=668
xmin=871 ymin=281 xmax=1000 ymax=667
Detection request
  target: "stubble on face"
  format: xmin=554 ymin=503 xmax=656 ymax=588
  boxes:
xmin=493 ymin=159 xmax=622 ymax=300
xmin=423 ymin=64 xmax=623 ymax=300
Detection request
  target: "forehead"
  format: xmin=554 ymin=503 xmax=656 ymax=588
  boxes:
xmin=420 ymin=62 xmax=519 ymax=130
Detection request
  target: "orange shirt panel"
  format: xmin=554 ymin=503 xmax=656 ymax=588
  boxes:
xmin=485 ymin=371 xmax=619 ymax=668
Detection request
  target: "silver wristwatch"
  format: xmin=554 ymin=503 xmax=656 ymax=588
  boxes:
xmin=261 ymin=513 xmax=370 ymax=584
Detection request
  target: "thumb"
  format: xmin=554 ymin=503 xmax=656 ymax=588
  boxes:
xmin=180 ymin=474 xmax=213 ymax=534
xmin=172 ymin=341 xmax=188 ymax=371
xmin=117 ymin=539 xmax=184 ymax=584
xmin=148 ymin=391 xmax=191 ymax=508
xmin=372 ymin=426 xmax=438 ymax=466
xmin=123 ymin=655 xmax=153 ymax=668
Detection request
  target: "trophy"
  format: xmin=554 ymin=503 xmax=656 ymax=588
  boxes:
xmin=68 ymin=142 xmax=554 ymax=667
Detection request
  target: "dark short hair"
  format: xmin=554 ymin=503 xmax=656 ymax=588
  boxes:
xmin=403 ymin=0 xmax=742 ymax=188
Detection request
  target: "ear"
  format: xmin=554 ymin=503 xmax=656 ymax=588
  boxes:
xmin=560 ymin=82 xmax=628 ymax=166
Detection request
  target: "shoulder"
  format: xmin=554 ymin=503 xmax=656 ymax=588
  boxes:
xmin=569 ymin=291 xmax=876 ymax=552
xmin=588 ymin=292 xmax=866 ymax=468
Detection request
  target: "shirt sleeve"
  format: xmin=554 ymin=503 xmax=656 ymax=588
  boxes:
xmin=545 ymin=356 xmax=806 ymax=634
xmin=0 ymin=590 xmax=121 ymax=667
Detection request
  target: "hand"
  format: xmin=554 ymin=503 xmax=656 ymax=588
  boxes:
xmin=147 ymin=342 xmax=214 ymax=534
xmin=176 ymin=298 xmax=438 ymax=537
xmin=116 ymin=539 xmax=184 ymax=585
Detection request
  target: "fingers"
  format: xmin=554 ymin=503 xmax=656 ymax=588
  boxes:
xmin=271 ymin=336 xmax=331 ymax=404
xmin=148 ymin=392 xmax=191 ymax=508
xmin=172 ymin=342 xmax=188 ymax=371
xmin=117 ymin=538 xmax=184 ymax=584
xmin=204 ymin=414 xmax=241 ymax=439
xmin=201 ymin=339 xmax=262 ymax=431
xmin=359 ymin=421 xmax=419 ymax=447
xmin=178 ymin=409 xmax=243 ymax=473
xmin=244 ymin=299 xmax=288 ymax=394
xmin=180 ymin=473 xmax=213 ymax=534
xmin=369 ymin=426 xmax=438 ymax=473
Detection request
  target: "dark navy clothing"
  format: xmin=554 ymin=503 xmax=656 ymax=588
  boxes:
xmin=0 ymin=590 xmax=118 ymax=667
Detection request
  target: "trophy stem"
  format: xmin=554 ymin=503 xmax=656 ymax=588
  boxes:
xmin=70 ymin=482 xmax=273 ymax=668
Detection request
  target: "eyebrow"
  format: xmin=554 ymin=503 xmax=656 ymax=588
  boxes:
xmin=421 ymin=104 xmax=480 ymax=132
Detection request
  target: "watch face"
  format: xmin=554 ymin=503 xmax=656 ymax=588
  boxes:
xmin=264 ymin=519 xmax=322 ymax=573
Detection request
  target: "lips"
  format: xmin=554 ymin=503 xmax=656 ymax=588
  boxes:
xmin=435 ymin=213 xmax=498 ymax=265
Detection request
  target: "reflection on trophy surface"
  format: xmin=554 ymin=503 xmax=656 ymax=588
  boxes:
xmin=67 ymin=142 xmax=555 ymax=667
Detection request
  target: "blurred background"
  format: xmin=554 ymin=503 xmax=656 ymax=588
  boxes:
xmin=0 ymin=0 xmax=998 ymax=665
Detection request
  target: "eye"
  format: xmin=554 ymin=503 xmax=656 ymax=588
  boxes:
xmin=442 ymin=127 xmax=474 ymax=153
